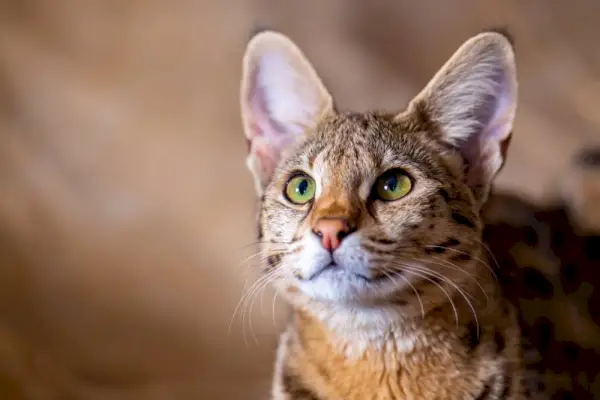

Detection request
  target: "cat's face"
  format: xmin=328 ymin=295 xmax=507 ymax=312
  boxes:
xmin=241 ymin=30 xmax=517 ymax=309
xmin=259 ymin=113 xmax=483 ymax=305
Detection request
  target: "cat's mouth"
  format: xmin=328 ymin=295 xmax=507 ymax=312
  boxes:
xmin=306 ymin=262 xmax=384 ymax=282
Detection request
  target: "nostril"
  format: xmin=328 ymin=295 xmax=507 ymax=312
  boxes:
xmin=337 ymin=225 xmax=356 ymax=240
xmin=312 ymin=218 xmax=355 ymax=251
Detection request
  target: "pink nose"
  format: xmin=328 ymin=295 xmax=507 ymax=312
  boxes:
xmin=312 ymin=218 xmax=352 ymax=251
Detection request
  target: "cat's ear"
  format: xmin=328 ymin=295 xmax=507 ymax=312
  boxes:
xmin=240 ymin=31 xmax=334 ymax=194
xmin=404 ymin=31 xmax=517 ymax=203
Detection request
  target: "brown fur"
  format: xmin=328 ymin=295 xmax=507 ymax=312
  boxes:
xmin=240 ymin=30 xmax=600 ymax=399
xmin=263 ymin=111 xmax=522 ymax=399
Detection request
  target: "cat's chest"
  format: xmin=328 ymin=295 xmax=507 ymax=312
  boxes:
xmin=277 ymin=323 xmax=493 ymax=400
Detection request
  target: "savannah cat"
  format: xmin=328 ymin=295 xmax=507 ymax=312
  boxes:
xmin=239 ymin=29 xmax=600 ymax=399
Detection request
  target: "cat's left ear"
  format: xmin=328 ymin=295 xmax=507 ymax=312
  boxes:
xmin=240 ymin=31 xmax=334 ymax=195
xmin=403 ymin=31 xmax=518 ymax=204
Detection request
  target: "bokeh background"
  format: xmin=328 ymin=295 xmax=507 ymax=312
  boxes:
xmin=1 ymin=0 xmax=599 ymax=398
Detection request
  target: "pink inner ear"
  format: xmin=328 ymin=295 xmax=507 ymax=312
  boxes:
xmin=245 ymin=75 xmax=299 ymax=184
xmin=245 ymin=66 xmax=302 ymax=167
xmin=246 ymin=71 xmax=289 ymax=141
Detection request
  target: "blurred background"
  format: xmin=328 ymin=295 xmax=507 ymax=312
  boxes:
xmin=0 ymin=0 xmax=599 ymax=398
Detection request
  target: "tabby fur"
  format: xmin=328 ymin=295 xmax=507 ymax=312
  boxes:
xmin=239 ymin=28 xmax=600 ymax=399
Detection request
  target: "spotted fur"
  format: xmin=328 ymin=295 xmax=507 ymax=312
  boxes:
xmin=482 ymin=154 xmax=600 ymax=398
xmin=239 ymin=29 xmax=600 ymax=399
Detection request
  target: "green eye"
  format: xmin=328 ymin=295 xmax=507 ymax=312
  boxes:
xmin=284 ymin=174 xmax=316 ymax=204
xmin=375 ymin=170 xmax=412 ymax=201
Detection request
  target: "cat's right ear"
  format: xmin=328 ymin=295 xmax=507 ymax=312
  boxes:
xmin=240 ymin=31 xmax=333 ymax=195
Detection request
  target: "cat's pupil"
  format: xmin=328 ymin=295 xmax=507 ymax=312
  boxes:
xmin=297 ymin=179 xmax=308 ymax=196
xmin=384 ymin=176 xmax=398 ymax=192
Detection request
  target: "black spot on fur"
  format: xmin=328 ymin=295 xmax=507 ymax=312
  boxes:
xmin=560 ymin=262 xmax=580 ymax=294
xmin=282 ymin=367 xmax=321 ymax=400
xmin=462 ymin=320 xmax=481 ymax=353
xmin=452 ymin=212 xmax=476 ymax=228
xmin=425 ymin=238 xmax=461 ymax=255
xmin=393 ymin=298 xmax=408 ymax=306
xmin=371 ymin=237 xmax=395 ymax=245
xmin=521 ymin=267 xmax=554 ymax=299
xmin=475 ymin=384 xmax=491 ymax=399
xmin=522 ymin=226 xmax=539 ymax=246
xmin=438 ymin=188 xmax=451 ymax=203
xmin=560 ymin=341 xmax=580 ymax=364
xmin=582 ymin=237 xmax=600 ymax=260
xmin=267 ymin=254 xmax=282 ymax=270
xmin=552 ymin=389 xmax=576 ymax=400
xmin=500 ymin=374 xmax=512 ymax=398
xmin=441 ymin=238 xmax=461 ymax=247
xmin=425 ymin=246 xmax=447 ymax=255
xmin=475 ymin=377 xmax=493 ymax=400
xmin=451 ymin=253 xmax=472 ymax=262
xmin=361 ymin=243 xmax=386 ymax=254
xmin=531 ymin=317 xmax=554 ymax=352
xmin=552 ymin=230 xmax=565 ymax=248
xmin=494 ymin=330 xmax=506 ymax=354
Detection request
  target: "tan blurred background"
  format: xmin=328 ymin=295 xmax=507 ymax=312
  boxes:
xmin=0 ymin=0 xmax=599 ymax=398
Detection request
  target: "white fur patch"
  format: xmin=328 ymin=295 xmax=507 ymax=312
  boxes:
xmin=305 ymin=303 xmax=420 ymax=360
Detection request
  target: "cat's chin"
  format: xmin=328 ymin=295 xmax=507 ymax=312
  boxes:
xmin=293 ymin=266 xmax=403 ymax=305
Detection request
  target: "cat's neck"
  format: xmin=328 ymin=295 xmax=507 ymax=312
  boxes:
xmin=292 ymin=274 xmax=498 ymax=360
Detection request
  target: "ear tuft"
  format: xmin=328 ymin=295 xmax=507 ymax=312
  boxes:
xmin=240 ymin=31 xmax=333 ymax=195
xmin=480 ymin=27 xmax=515 ymax=48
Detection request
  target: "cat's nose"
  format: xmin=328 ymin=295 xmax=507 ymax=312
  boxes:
xmin=312 ymin=218 xmax=353 ymax=251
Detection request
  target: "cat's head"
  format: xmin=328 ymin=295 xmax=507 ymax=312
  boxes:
xmin=240 ymin=30 xmax=517 ymax=310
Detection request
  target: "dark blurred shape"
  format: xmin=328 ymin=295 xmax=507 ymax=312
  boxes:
xmin=576 ymin=146 xmax=600 ymax=167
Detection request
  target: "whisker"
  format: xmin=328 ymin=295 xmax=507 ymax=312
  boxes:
xmin=238 ymin=249 xmax=291 ymax=271
xmin=244 ymin=272 xmax=283 ymax=346
xmin=381 ymin=269 xmax=425 ymax=320
xmin=237 ymin=251 xmax=269 ymax=269
xmin=426 ymin=255 xmax=490 ymax=302
xmin=230 ymin=270 xmax=266 ymax=344
xmin=386 ymin=265 xmax=459 ymax=328
xmin=408 ymin=260 xmax=477 ymax=302
xmin=242 ymin=267 xmax=285 ymax=345
xmin=471 ymin=238 xmax=501 ymax=280
xmin=398 ymin=261 xmax=481 ymax=339
xmin=424 ymin=245 xmax=495 ymax=278
xmin=239 ymin=239 xmax=295 ymax=250
xmin=271 ymin=288 xmax=280 ymax=328
xmin=229 ymin=265 xmax=283 ymax=345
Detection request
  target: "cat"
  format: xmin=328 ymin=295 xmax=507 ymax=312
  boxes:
xmin=239 ymin=28 xmax=600 ymax=399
